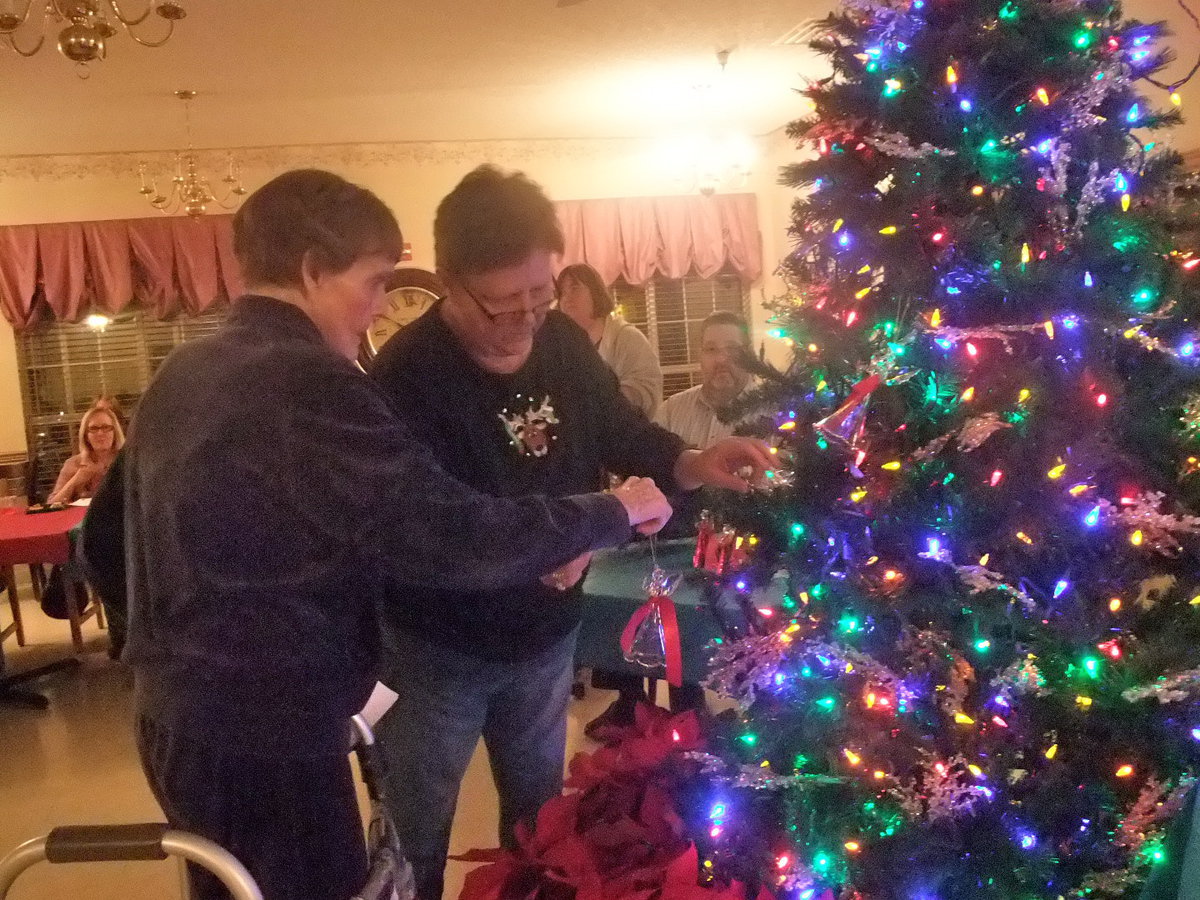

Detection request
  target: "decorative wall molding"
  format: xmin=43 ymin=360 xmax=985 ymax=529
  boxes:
xmin=0 ymin=136 xmax=670 ymax=183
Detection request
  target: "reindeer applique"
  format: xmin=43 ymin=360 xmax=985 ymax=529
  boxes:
xmin=498 ymin=395 xmax=560 ymax=458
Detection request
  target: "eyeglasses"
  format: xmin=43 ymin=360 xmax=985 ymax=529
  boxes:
xmin=459 ymin=279 xmax=555 ymax=327
xmin=86 ymin=424 xmax=115 ymax=433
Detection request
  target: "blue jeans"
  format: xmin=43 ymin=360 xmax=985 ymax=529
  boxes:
xmin=376 ymin=627 xmax=578 ymax=900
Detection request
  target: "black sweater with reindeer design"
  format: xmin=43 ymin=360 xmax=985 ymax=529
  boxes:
xmin=371 ymin=304 xmax=686 ymax=662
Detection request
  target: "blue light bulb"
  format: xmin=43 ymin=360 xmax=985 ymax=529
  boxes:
xmin=1053 ymin=578 xmax=1069 ymax=598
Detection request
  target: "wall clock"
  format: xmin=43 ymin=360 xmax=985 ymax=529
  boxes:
xmin=359 ymin=267 xmax=444 ymax=364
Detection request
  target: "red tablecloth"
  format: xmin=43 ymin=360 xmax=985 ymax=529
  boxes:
xmin=0 ymin=506 xmax=88 ymax=567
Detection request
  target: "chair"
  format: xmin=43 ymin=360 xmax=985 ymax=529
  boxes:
xmin=2 ymin=567 xmax=23 ymax=648
xmin=0 ymin=573 xmax=80 ymax=710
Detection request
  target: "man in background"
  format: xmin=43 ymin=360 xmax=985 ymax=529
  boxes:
xmin=655 ymin=310 xmax=753 ymax=447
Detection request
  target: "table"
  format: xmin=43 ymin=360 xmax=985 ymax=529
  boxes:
xmin=577 ymin=538 xmax=762 ymax=686
xmin=0 ymin=505 xmax=93 ymax=709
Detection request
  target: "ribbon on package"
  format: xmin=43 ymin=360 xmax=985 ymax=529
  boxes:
xmin=620 ymin=567 xmax=684 ymax=687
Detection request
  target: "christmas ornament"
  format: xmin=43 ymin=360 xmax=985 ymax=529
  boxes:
xmin=620 ymin=567 xmax=684 ymax=686
xmin=814 ymin=373 xmax=881 ymax=451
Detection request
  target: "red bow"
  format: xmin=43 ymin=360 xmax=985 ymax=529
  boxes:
xmin=620 ymin=594 xmax=683 ymax=687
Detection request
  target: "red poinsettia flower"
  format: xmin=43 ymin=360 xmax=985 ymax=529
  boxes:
xmin=456 ymin=705 xmax=747 ymax=900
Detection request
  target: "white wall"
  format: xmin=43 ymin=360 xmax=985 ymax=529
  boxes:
xmin=0 ymin=134 xmax=807 ymax=452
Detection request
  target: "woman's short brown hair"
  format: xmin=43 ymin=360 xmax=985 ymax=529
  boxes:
xmin=556 ymin=263 xmax=614 ymax=318
xmin=233 ymin=169 xmax=403 ymax=289
xmin=435 ymin=165 xmax=564 ymax=276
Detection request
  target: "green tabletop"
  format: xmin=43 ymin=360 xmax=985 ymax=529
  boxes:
xmin=577 ymin=538 xmax=729 ymax=685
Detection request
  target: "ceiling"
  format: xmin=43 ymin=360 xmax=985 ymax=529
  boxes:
xmin=0 ymin=0 xmax=1197 ymax=159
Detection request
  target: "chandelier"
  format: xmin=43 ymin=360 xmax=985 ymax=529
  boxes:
xmin=138 ymin=90 xmax=247 ymax=218
xmin=0 ymin=1 xmax=185 ymax=73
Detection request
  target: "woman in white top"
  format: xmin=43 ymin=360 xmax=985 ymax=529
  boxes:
xmin=556 ymin=263 xmax=663 ymax=418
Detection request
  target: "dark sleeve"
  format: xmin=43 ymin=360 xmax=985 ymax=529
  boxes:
xmin=78 ymin=450 xmax=126 ymax=598
xmin=559 ymin=319 xmax=688 ymax=490
xmin=285 ymin=367 xmax=632 ymax=593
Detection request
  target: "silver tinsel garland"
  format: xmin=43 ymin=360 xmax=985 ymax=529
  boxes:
xmin=1122 ymin=665 xmax=1200 ymax=703
xmin=705 ymin=632 xmax=904 ymax=710
xmin=885 ymin=753 xmax=995 ymax=823
xmin=919 ymin=541 xmax=1038 ymax=611
xmin=911 ymin=413 xmax=1012 ymax=462
xmin=684 ymin=750 xmax=846 ymax=791
xmin=1097 ymin=491 xmax=1200 ymax=555
xmin=863 ymin=131 xmax=957 ymax=159
xmin=989 ymin=656 xmax=1049 ymax=706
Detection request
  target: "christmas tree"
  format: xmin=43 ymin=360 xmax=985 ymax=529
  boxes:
xmin=688 ymin=0 xmax=1200 ymax=898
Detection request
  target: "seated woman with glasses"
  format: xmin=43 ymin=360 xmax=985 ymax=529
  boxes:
xmin=48 ymin=404 xmax=125 ymax=506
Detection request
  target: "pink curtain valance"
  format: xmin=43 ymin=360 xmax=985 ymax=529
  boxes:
xmin=0 ymin=191 xmax=762 ymax=329
xmin=0 ymin=214 xmax=244 ymax=330
xmin=555 ymin=192 xmax=762 ymax=287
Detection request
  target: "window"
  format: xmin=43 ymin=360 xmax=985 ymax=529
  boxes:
xmin=611 ymin=270 xmax=751 ymax=398
xmin=16 ymin=310 xmax=227 ymax=499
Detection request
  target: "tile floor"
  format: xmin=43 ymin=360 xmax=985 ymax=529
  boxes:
xmin=0 ymin=595 xmax=622 ymax=900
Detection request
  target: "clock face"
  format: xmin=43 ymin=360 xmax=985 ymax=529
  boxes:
xmin=360 ymin=268 xmax=445 ymax=363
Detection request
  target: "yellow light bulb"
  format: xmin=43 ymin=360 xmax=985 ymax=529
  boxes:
xmin=1121 ymin=193 xmax=1131 ymax=212
xmin=833 ymin=218 xmax=844 ymax=232
xmin=1016 ymin=531 xmax=1034 ymax=545
xmin=1045 ymin=744 xmax=1058 ymax=759
xmin=1021 ymin=243 xmax=1032 ymax=264
xmin=1048 ymin=463 xmax=1067 ymax=480
xmin=882 ymin=461 xmax=902 ymax=471
xmin=843 ymin=748 xmax=862 ymax=766
xmin=1044 ymin=320 xmax=1055 ymax=339
xmin=971 ymin=185 xmax=985 ymax=196
xmin=979 ymin=553 xmax=990 ymax=566
xmin=879 ymin=225 xmax=898 ymax=235
xmin=1131 ymin=530 xmax=1144 ymax=547
xmin=1172 ymin=91 xmax=1182 ymax=106
xmin=855 ymin=286 xmax=872 ymax=299
xmin=1109 ymin=598 xmax=1122 ymax=612
xmin=856 ymin=264 xmax=871 ymax=274
xmin=845 ymin=841 xmax=861 ymax=852
xmin=1076 ymin=695 xmax=1093 ymax=708
xmin=962 ymin=386 xmax=975 ymax=402
xmin=931 ymin=308 xmax=942 ymax=327
xmin=954 ymin=712 xmax=975 ymax=725
xmin=1116 ymin=764 xmax=1134 ymax=778
xmin=1036 ymin=87 xmax=1050 ymax=105
xmin=850 ymin=488 xmax=867 ymax=503
xmin=1018 ymin=388 xmax=1031 ymax=402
